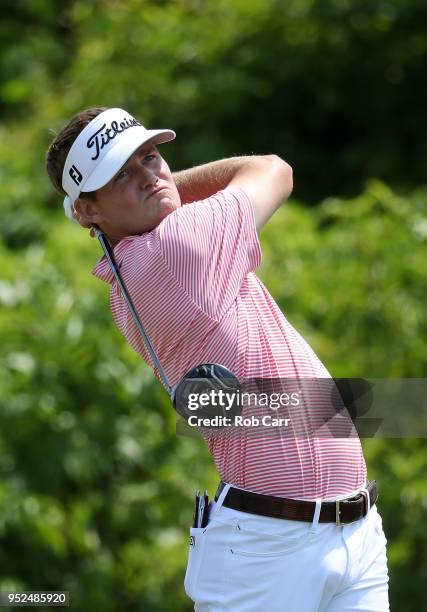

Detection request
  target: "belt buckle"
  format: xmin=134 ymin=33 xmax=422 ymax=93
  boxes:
xmin=335 ymin=499 xmax=355 ymax=526
xmin=335 ymin=500 xmax=343 ymax=526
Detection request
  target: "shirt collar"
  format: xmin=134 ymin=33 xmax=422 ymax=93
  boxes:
xmin=92 ymin=235 xmax=138 ymax=284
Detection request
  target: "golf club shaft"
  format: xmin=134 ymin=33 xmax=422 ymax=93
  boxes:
xmin=92 ymin=225 xmax=174 ymax=398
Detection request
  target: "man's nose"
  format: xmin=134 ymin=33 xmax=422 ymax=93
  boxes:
xmin=137 ymin=164 xmax=158 ymax=189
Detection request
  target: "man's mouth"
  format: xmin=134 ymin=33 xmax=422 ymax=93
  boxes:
xmin=148 ymin=186 xmax=167 ymax=199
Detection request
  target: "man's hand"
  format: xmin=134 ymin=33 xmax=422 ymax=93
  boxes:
xmin=228 ymin=155 xmax=293 ymax=230
xmin=172 ymin=155 xmax=293 ymax=230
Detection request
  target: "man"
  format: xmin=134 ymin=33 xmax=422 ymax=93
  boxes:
xmin=46 ymin=107 xmax=389 ymax=611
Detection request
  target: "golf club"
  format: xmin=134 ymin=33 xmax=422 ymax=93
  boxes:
xmin=93 ymin=224 xmax=241 ymax=422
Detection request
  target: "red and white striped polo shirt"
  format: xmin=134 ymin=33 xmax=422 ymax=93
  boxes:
xmin=93 ymin=187 xmax=367 ymax=500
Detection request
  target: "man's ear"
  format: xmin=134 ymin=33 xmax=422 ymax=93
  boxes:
xmin=73 ymin=197 xmax=103 ymax=228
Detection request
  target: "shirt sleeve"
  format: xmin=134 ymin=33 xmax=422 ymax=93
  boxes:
xmin=156 ymin=186 xmax=262 ymax=320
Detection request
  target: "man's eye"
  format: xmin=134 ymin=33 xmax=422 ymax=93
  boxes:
xmin=116 ymin=169 xmax=129 ymax=180
xmin=144 ymin=154 xmax=156 ymax=163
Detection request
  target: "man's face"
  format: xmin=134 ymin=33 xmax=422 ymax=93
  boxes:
xmin=77 ymin=142 xmax=181 ymax=241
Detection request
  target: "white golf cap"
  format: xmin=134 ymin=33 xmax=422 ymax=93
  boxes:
xmin=62 ymin=107 xmax=176 ymax=221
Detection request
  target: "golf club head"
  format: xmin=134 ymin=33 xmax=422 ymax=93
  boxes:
xmin=173 ymin=363 xmax=242 ymax=428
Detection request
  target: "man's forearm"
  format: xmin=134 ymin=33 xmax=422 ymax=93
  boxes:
xmin=172 ymin=156 xmax=266 ymax=204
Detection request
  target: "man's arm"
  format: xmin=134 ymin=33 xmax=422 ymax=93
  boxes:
xmin=173 ymin=155 xmax=293 ymax=230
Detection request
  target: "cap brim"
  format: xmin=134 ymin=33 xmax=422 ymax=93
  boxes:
xmin=83 ymin=128 xmax=175 ymax=192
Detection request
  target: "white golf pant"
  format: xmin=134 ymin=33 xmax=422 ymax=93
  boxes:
xmin=184 ymin=483 xmax=390 ymax=611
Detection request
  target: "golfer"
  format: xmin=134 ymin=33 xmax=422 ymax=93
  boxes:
xmin=46 ymin=107 xmax=390 ymax=611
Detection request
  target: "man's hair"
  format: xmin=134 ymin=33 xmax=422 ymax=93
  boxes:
xmin=46 ymin=106 xmax=108 ymax=201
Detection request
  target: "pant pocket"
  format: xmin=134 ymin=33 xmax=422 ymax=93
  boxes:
xmin=230 ymin=516 xmax=313 ymax=558
xmin=184 ymin=526 xmax=209 ymax=601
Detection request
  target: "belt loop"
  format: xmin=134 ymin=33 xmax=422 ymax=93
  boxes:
xmin=310 ymin=499 xmax=322 ymax=533
xmin=359 ymin=487 xmax=371 ymax=515
xmin=212 ymin=482 xmax=232 ymax=515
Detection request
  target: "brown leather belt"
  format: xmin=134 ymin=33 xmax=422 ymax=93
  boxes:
xmin=214 ymin=480 xmax=378 ymax=526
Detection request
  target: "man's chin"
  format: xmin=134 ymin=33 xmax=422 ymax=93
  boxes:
xmin=134 ymin=209 xmax=174 ymax=234
xmin=157 ymin=202 xmax=178 ymax=223
xmin=157 ymin=196 xmax=180 ymax=216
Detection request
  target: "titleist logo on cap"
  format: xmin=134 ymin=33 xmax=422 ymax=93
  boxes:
xmin=87 ymin=117 xmax=142 ymax=161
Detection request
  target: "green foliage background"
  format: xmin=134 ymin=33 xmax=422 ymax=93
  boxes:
xmin=0 ymin=1 xmax=426 ymax=610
